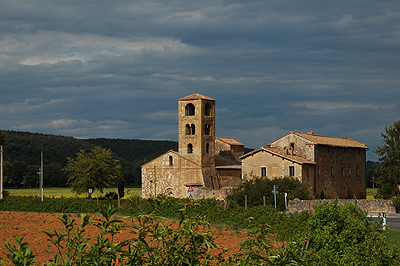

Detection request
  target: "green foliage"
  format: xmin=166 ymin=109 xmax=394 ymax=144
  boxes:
xmin=40 ymin=196 xmax=222 ymax=266
xmin=392 ymin=197 xmax=400 ymax=213
xmin=227 ymin=177 xmax=311 ymax=210
xmin=298 ymin=200 xmax=400 ymax=265
xmin=2 ymin=197 xmax=400 ymax=265
xmin=2 ymin=130 xmax=178 ymax=188
xmin=2 ymin=235 xmax=35 ymax=266
xmin=375 ymin=120 xmax=400 ymax=199
xmin=0 ymin=129 xmax=6 ymax=145
xmin=65 ymin=147 xmax=122 ymax=194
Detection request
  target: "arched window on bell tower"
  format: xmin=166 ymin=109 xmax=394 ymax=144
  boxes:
xmin=185 ymin=103 xmax=195 ymax=116
xmin=205 ymin=103 xmax=211 ymax=116
xmin=186 ymin=124 xmax=195 ymax=135
xmin=187 ymin=143 xmax=193 ymax=154
xmin=205 ymin=124 xmax=211 ymax=135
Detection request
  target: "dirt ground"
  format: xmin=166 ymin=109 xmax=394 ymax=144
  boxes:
xmin=0 ymin=211 xmax=247 ymax=265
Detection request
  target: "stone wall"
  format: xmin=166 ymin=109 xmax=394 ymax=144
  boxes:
xmin=288 ymin=199 xmax=396 ymax=213
xmin=189 ymin=186 xmax=227 ymax=201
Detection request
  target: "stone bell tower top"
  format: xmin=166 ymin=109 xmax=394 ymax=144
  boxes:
xmin=178 ymin=93 xmax=216 ymax=167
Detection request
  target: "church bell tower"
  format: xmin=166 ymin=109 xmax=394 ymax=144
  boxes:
xmin=178 ymin=93 xmax=215 ymax=169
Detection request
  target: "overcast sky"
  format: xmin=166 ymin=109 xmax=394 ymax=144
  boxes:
xmin=1 ymin=1 xmax=399 ymax=161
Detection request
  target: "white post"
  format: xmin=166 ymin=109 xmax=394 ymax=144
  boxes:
xmin=285 ymin=193 xmax=288 ymax=210
xmin=0 ymin=145 xmax=3 ymax=199
xmin=383 ymin=213 xmax=387 ymax=230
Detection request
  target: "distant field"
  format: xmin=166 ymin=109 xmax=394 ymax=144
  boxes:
xmin=366 ymin=188 xmax=378 ymax=199
xmin=5 ymin=187 xmax=142 ymax=198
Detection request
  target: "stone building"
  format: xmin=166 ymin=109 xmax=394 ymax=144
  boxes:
xmin=142 ymin=93 xmax=368 ymax=200
xmin=141 ymin=93 xmax=243 ymax=198
xmin=240 ymin=131 xmax=368 ymax=199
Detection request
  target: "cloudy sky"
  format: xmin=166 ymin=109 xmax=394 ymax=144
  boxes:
xmin=1 ymin=1 xmax=399 ymax=161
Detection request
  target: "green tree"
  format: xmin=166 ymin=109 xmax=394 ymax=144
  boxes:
xmin=0 ymin=129 xmax=5 ymax=145
xmin=65 ymin=146 xmax=122 ymax=194
xmin=375 ymin=120 xmax=400 ymax=199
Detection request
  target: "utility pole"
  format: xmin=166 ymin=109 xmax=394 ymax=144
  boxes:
xmin=40 ymin=151 xmax=43 ymax=202
xmin=0 ymin=145 xmax=3 ymax=200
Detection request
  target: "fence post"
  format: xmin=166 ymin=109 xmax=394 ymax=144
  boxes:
xmin=263 ymin=196 xmax=266 ymax=206
xmin=245 ymin=195 xmax=247 ymax=209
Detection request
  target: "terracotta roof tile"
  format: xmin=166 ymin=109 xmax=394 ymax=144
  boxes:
xmin=179 ymin=93 xmax=215 ymax=101
xmin=292 ymin=132 xmax=367 ymax=149
xmin=216 ymin=137 xmax=244 ymax=146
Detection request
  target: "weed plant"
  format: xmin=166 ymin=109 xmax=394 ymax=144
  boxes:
xmin=1 ymin=196 xmax=399 ymax=265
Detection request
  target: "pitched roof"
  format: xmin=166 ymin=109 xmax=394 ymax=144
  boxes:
xmin=240 ymin=146 xmax=316 ymax=165
xmin=291 ymin=132 xmax=367 ymax=149
xmin=215 ymin=154 xmax=241 ymax=167
xmin=178 ymin=93 xmax=215 ymax=101
xmin=216 ymin=137 xmax=244 ymax=146
xmin=141 ymin=150 xmax=200 ymax=167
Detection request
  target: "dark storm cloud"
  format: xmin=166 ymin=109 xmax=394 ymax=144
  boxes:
xmin=0 ymin=0 xmax=399 ymax=160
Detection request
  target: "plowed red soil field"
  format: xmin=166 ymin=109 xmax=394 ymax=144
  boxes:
xmin=0 ymin=211 xmax=247 ymax=265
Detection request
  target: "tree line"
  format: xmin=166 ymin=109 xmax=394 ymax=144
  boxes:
xmin=0 ymin=130 xmax=177 ymax=188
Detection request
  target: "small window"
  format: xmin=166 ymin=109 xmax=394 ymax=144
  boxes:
xmin=341 ymin=167 xmax=344 ymax=176
xmin=206 ymin=143 xmax=210 ymax=153
xmin=261 ymin=167 xmax=267 ymax=177
xmin=187 ymin=143 xmax=193 ymax=154
xmin=318 ymin=166 xmax=320 ymax=176
xmin=331 ymin=166 xmax=334 ymax=176
xmin=205 ymin=124 xmax=211 ymax=135
xmin=186 ymin=124 xmax=195 ymax=135
xmin=169 ymin=156 xmax=173 ymax=166
xmin=356 ymin=166 xmax=360 ymax=176
xmin=205 ymin=103 xmax=211 ymax=116
xmin=289 ymin=166 xmax=295 ymax=176
xmin=185 ymin=103 xmax=195 ymax=116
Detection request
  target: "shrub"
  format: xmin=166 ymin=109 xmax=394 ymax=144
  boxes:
xmin=298 ymin=200 xmax=400 ymax=265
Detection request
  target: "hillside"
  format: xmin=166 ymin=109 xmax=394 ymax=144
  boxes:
xmin=2 ymin=131 xmax=178 ymax=187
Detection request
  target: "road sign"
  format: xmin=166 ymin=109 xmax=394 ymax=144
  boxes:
xmin=398 ymin=185 xmax=400 ymax=191
xmin=187 ymin=185 xmax=194 ymax=192
xmin=188 ymin=194 xmax=194 ymax=201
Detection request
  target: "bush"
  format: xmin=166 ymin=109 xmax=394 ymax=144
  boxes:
xmin=392 ymin=196 xmax=400 ymax=213
xmin=226 ymin=176 xmax=311 ymax=210
xmin=298 ymin=200 xmax=400 ymax=265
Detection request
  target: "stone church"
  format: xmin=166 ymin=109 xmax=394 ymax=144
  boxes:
xmin=141 ymin=93 xmax=243 ymax=198
xmin=142 ymin=93 xmax=368 ymax=199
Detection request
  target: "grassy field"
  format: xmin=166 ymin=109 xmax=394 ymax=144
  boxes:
xmin=5 ymin=187 xmax=142 ymax=198
xmin=366 ymin=188 xmax=378 ymax=199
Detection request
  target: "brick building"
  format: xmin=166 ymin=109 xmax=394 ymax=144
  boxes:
xmin=241 ymin=131 xmax=367 ymax=199
xmin=141 ymin=93 xmax=243 ymax=198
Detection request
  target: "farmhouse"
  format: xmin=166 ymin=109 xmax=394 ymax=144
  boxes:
xmin=142 ymin=93 xmax=368 ymax=200
xmin=241 ymin=132 xmax=367 ymax=199
xmin=141 ymin=93 xmax=243 ymax=198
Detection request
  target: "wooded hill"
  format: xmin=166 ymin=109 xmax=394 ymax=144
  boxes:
xmin=2 ymin=130 xmax=178 ymax=187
